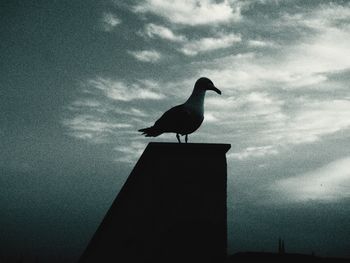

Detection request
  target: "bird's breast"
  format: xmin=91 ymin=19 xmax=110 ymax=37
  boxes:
xmin=179 ymin=107 xmax=204 ymax=135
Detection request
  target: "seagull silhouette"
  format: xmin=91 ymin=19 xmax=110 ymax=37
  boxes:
xmin=138 ymin=77 xmax=221 ymax=143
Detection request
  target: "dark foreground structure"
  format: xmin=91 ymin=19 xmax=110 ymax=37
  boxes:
xmin=79 ymin=142 xmax=231 ymax=263
xmin=228 ymin=252 xmax=350 ymax=262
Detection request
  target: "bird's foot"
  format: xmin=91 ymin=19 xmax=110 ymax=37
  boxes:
xmin=176 ymin=133 xmax=181 ymax=143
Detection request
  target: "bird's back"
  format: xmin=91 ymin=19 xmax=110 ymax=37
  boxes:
xmin=154 ymin=104 xmax=204 ymax=135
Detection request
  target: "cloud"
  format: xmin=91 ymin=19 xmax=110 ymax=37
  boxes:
xmin=144 ymin=23 xmax=186 ymax=42
xmin=208 ymin=91 xmax=350 ymax=158
xmin=281 ymin=3 xmax=350 ymax=31
xmin=63 ymin=114 xmax=132 ymax=143
xmin=101 ymin=12 xmax=121 ymax=31
xmin=114 ymin=141 xmax=146 ymax=163
xmin=205 ymin=88 xmax=350 ymax=159
xmin=272 ymin=99 xmax=350 ymax=145
xmin=198 ymin=4 xmax=350 ymax=90
xmin=71 ymin=99 xmax=102 ymax=108
xmin=88 ymin=77 xmax=165 ymax=101
xmin=204 ymin=112 xmax=219 ymax=123
xmin=128 ymin=50 xmax=162 ymax=62
xmin=201 ymin=29 xmax=350 ymax=90
xmin=205 ymin=90 xmax=284 ymax=117
xmin=141 ymin=23 xmax=241 ymax=56
xmin=282 ymin=30 xmax=350 ymax=88
xmin=63 ymin=77 xmax=167 ymax=157
xmin=228 ymin=145 xmax=278 ymax=160
xmin=127 ymin=108 xmax=149 ymax=117
xmin=274 ymin=157 xmax=350 ymax=202
xmin=247 ymin=39 xmax=276 ymax=48
xmin=134 ymin=0 xmax=241 ymax=26
xmin=180 ymin=33 xmax=241 ymax=56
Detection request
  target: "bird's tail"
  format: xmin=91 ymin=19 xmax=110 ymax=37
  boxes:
xmin=138 ymin=126 xmax=162 ymax=137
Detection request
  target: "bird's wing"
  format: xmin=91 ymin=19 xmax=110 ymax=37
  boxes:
xmin=154 ymin=104 xmax=193 ymax=132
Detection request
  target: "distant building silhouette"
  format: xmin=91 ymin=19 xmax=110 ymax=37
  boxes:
xmin=228 ymin=252 xmax=350 ymax=262
xmin=278 ymin=238 xmax=285 ymax=254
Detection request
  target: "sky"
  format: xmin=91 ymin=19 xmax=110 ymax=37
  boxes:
xmin=1 ymin=0 xmax=350 ymax=262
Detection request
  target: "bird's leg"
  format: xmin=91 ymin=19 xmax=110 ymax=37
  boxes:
xmin=185 ymin=134 xmax=188 ymax=143
xmin=176 ymin=133 xmax=181 ymax=143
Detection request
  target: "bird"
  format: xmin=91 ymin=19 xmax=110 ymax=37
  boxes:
xmin=138 ymin=77 xmax=221 ymax=143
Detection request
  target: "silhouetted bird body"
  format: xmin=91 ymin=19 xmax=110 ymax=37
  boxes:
xmin=139 ymin=77 xmax=221 ymax=143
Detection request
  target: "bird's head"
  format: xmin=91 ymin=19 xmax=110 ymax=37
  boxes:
xmin=194 ymin=77 xmax=221 ymax=95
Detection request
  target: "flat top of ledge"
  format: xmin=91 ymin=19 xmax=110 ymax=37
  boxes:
xmin=146 ymin=142 xmax=231 ymax=153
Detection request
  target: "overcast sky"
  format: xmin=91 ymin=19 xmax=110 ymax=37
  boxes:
xmin=1 ymin=0 xmax=350 ymax=262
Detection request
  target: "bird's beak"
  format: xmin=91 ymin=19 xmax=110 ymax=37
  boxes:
xmin=208 ymin=84 xmax=221 ymax=95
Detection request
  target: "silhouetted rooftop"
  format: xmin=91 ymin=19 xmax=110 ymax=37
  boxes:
xmin=146 ymin=142 xmax=231 ymax=150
